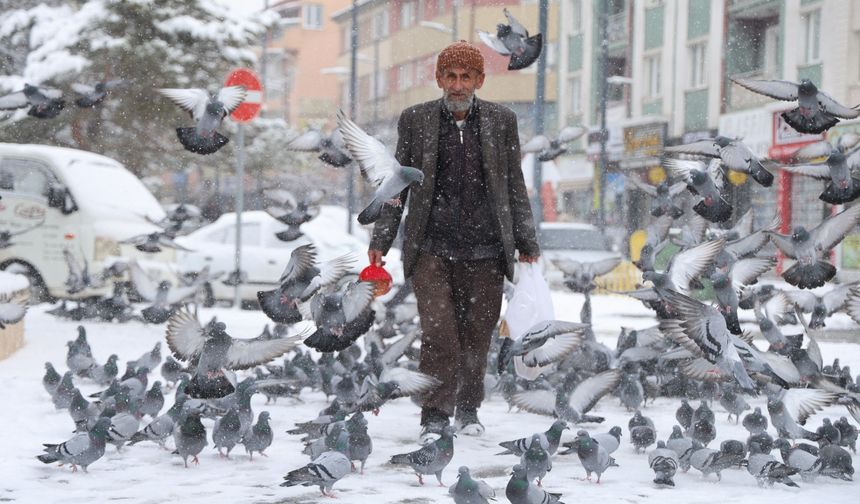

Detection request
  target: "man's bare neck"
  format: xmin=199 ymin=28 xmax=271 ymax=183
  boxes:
xmin=451 ymin=111 xmax=468 ymax=121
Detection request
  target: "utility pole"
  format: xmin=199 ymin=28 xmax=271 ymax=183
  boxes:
xmin=531 ymin=0 xmax=548 ymax=224
xmin=347 ymin=0 xmax=358 ymax=234
xmin=597 ymin=1 xmax=609 ymax=231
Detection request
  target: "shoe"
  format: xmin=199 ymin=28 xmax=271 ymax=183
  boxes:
xmin=419 ymin=418 xmax=449 ymax=445
xmin=454 ymin=408 xmax=484 ymax=436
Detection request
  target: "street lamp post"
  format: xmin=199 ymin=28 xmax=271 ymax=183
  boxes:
xmin=532 ymin=0 xmax=548 ymax=225
xmin=597 ymin=1 xmax=609 ymax=231
xmin=347 ymin=0 xmax=358 ymax=234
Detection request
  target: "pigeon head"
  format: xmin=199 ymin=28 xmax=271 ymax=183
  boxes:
xmin=206 ymin=101 xmax=223 ymax=116
xmin=791 ymin=226 xmax=810 ymax=243
xmin=798 ymin=79 xmax=817 ymax=94
xmin=550 ymin=420 xmax=569 ymax=433
xmin=710 ymin=272 xmax=730 ymax=289
xmin=511 ymin=464 xmax=527 ymax=477
xmin=457 ymin=466 xmax=470 ymax=478
xmin=715 ymin=136 xmax=732 ymax=148
xmin=609 ymin=426 xmax=622 ymax=438
xmin=496 ymin=23 xmax=511 ymax=37
xmin=402 ymin=166 xmax=424 ymax=185
xmin=90 ymin=417 xmax=112 ymax=439
xmin=656 ymin=440 xmax=667 ymax=449
xmin=23 ymin=84 xmax=39 ymax=97
xmin=690 ymin=170 xmax=708 ymax=185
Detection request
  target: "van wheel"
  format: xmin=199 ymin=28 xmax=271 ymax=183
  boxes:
xmin=0 ymin=261 xmax=52 ymax=304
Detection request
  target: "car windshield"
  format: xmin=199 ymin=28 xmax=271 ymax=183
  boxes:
xmin=539 ymin=227 xmax=609 ymax=251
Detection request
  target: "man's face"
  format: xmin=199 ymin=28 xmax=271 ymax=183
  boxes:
xmin=436 ymin=66 xmax=485 ymax=113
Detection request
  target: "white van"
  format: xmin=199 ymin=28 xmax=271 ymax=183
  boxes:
xmin=0 ymin=143 xmax=176 ymax=301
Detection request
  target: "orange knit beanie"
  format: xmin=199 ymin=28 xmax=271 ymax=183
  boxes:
xmin=436 ymin=40 xmax=485 ymax=75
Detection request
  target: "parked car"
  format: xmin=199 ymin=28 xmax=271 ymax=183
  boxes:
xmin=0 ymin=143 xmax=176 ymax=302
xmin=537 ymin=222 xmax=623 ymax=288
xmin=174 ymin=206 xmax=403 ymax=305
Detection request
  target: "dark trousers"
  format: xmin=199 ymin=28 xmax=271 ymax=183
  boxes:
xmin=412 ymin=253 xmax=504 ymax=422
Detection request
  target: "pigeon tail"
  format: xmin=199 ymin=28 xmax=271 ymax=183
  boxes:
xmin=579 ymin=414 xmax=606 ymax=424
xmin=357 ymin=198 xmax=385 ymax=225
xmin=782 ymin=261 xmax=836 ymax=289
xmin=185 ymin=374 xmax=235 ymax=399
xmin=653 ymin=476 xmax=675 ymax=486
xmin=318 ymin=150 xmax=352 ymax=168
xmin=782 ymin=108 xmax=839 ymax=135
xmin=75 ymin=97 xmax=103 ymax=108
xmin=749 ymin=160 xmax=774 ymax=187
xmin=723 ymin=310 xmax=742 ymax=335
xmin=257 ymin=289 xmax=303 ymax=324
xmin=274 ymin=226 xmax=303 ymax=242
xmin=693 ymin=198 xmax=733 ymax=223
xmin=508 ymin=33 xmax=543 ymax=70
xmin=176 ymin=128 xmax=229 ymax=155
xmin=28 ymin=100 xmax=65 ymax=119
xmin=819 ymin=180 xmax=860 ymax=205
xmin=36 ymin=452 xmax=60 ymax=464
xmin=389 ymin=453 xmax=413 ymax=466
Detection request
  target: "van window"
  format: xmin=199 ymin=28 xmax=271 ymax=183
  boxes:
xmin=0 ymin=158 xmax=54 ymax=200
xmin=204 ymin=228 xmax=227 ymax=244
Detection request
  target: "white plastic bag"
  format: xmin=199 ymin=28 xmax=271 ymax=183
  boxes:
xmin=504 ymin=262 xmax=555 ymax=380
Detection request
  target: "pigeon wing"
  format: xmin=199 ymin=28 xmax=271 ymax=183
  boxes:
xmin=793 ymin=140 xmax=833 ymax=161
xmin=763 ymin=231 xmax=797 ymax=258
xmin=590 ymin=256 xmax=623 ymax=277
xmin=665 ymin=139 xmax=720 ymax=157
xmin=341 ymin=281 xmax=375 ymax=323
xmin=557 ymin=126 xmax=586 ymax=144
xmin=157 ymin=88 xmax=209 ymax=120
xmin=781 ymin=162 xmax=831 ymax=180
xmin=0 ymin=91 xmax=28 ymax=109
xmin=664 ymin=157 xmax=705 ymax=185
xmin=225 ymin=330 xmax=306 ymax=370
xmin=821 ymin=282 xmax=858 ymax=313
xmin=216 ymin=85 xmax=247 ymax=113
xmin=300 ymin=253 xmax=355 ymax=301
xmin=165 ymin=309 xmax=206 ymax=360
xmin=510 ymin=389 xmax=557 ymax=416
xmin=668 ymin=238 xmax=725 ymax=293
xmin=286 ymin=130 xmax=323 ymax=151
xmin=816 ymin=89 xmax=860 ymax=119
xmin=378 ymin=367 xmax=441 ymax=397
xmin=626 ymin=176 xmax=658 ymax=197
xmin=128 ymin=261 xmax=160 ymax=302
xmin=568 ymin=369 xmax=622 ymax=414
xmin=661 ymin=290 xmax=728 ymax=363
xmin=504 ymin=8 xmax=529 ymax=36
xmin=264 ymin=188 xmax=298 ymax=209
xmin=279 ymin=244 xmax=318 ymax=284
xmin=523 ymin=332 xmax=584 ymax=367
xmin=731 ymin=77 xmax=799 ymax=101
xmin=784 ymin=290 xmax=818 ymax=312
xmin=337 ymin=109 xmax=398 ymax=187
xmin=477 ymin=30 xmax=511 ymax=54
xmin=812 ymin=204 xmax=860 ymax=252
xmin=782 ymin=388 xmax=837 ymax=424
xmin=521 ymin=135 xmax=550 ymax=153
xmin=729 ymin=257 xmax=775 ymax=291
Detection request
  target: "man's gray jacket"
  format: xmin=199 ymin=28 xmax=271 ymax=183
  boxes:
xmin=369 ymin=97 xmax=540 ymax=281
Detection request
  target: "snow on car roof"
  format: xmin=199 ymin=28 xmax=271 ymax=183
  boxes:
xmin=539 ymin=221 xmax=599 ymax=231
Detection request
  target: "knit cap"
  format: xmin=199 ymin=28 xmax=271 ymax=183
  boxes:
xmin=436 ymin=40 xmax=485 ymax=75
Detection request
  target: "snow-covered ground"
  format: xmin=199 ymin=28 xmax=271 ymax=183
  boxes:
xmin=1 ymin=292 xmax=857 ymax=504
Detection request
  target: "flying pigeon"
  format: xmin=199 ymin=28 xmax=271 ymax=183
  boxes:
xmin=478 ymin=8 xmax=543 ymax=71
xmin=787 ymin=282 xmax=858 ymax=328
xmin=0 ymin=84 xmax=64 ymax=118
xmin=165 ymin=309 xmax=306 ymax=398
xmin=765 ymin=204 xmax=860 ymax=289
xmin=502 ymin=320 xmax=588 ymax=369
xmin=626 ymin=177 xmax=687 ymax=218
xmin=522 ymin=126 xmax=586 ymax=161
xmin=664 ymin=157 xmax=733 ymax=222
xmin=128 ymin=261 xmax=207 ymax=324
xmin=509 ymin=369 xmax=622 ymax=423
xmin=303 ymin=281 xmax=376 ymax=352
xmin=665 ymin=136 xmax=775 ymax=187
xmin=336 ymin=109 xmax=424 ymax=224
xmin=121 ymin=231 xmax=191 ymax=253
xmin=782 ymin=145 xmax=860 ymax=203
xmin=551 ymin=257 xmax=621 ymax=294
xmin=766 ymin=386 xmax=836 ymax=441
xmin=158 ymin=86 xmax=246 ymax=154
xmin=71 ymin=79 xmax=126 ymax=108
xmin=731 ymin=77 xmax=859 ymax=134
xmin=285 ymin=128 xmax=352 ymax=167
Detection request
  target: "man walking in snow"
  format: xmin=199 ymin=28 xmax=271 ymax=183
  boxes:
xmin=367 ymin=40 xmax=540 ymax=443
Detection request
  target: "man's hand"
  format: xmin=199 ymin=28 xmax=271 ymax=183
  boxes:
xmin=368 ymin=249 xmax=386 ymax=266
xmin=518 ymin=254 xmax=540 ymax=264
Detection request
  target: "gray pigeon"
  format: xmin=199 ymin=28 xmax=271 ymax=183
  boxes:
xmin=746 ymin=442 xmax=800 ymax=487
xmin=648 ymin=441 xmax=679 ymax=487
xmin=52 ymin=371 xmax=76 ymax=410
xmin=510 ymin=369 xmax=622 ymax=423
xmin=766 ymin=196 xmax=860 ymax=288
xmin=104 ymin=391 xmax=140 ymax=451
xmin=173 ymin=409 xmax=208 ymax=467
xmin=128 ymin=396 xmax=189 ymax=449
xmin=619 ymin=370 xmax=645 ymax=411
xmin=282 ymin=439 xmax=352 ymax=497
xmin=689 ymin=441 xmax=738 ymax=481
xmin=774 ymin=438 xmax=823 ymax=482
xmin=42 ymin=362 xmax=61 ymax=397
xmin=569 ymin=430 xmax=617 ymax=482
xmin=503 ymin=320 xmax=588 ymax=368
xmin=336 ymin=109 xmax=424 ymax=224
xmin=36 ymin=417 xmax=110 ymax=473
xmin=666 ymin=136 xmax=774 ymax=186
xmin=158 ymin=86 xmax=246 ymax=154
xmin=449 ymin=466 xmax=496 ymax=504
xmin=213 ymin=407 xmax=243 ymax=458
xmin=766 ymin=386 xmax=836 ymax=441
xmin=285 ymin=128 xmax=352 ymax=167
xmin=742 ymin=406 xmax=768 ymax=435
xmin=788 ymin=282 xmax=858 ymax=329
xmin=165 ymin=309 xmax=305 ymax=398
xmin=389 ymin=425 xmax=456 ymax=486
xmin=731 ymin=77 xmax=859 ymax=134
xmin=160 ymin=355 xmax=184 ymax=387
xmin=719 ymin=385 xmax=751 ymax=423
xmin=129 ymin=261 xmax=204 ymax=323
xmin=140 ymin=381 xmax=165 ymax=418
xmin=520 ymin=433 xmax=552 ymax=485
xmin=835 ymin=417 xmax=857 ymax=453
xmin=592 ymin=426 xmax=623 ymax=455
xmin=0 ymin=83 xmax=64 ymax=118
xmin=241 ymin=411 xmax=273 ymax=460
xmin=304 ymin=281 xmax=376 ymax=352
xmin=478 ymin=8 xmax=543 ymax=71
xmin=783 ymin=146 xmax=860 ymax=203
xmin=87 ymin=354 xmax=119 ymax=387
xmin=630 ymin=424 xmax=657 ymax=453
xmin=71 ymin=79 xmax=125 ymax=108
xmin=122 ymin=232 xmax=192 ymax=254
xmin=498 ymin=420 xmax=568 ymax=456
xmin=552 ymin=258 xmax=622 ymax=294
xmin=666 ymin=426 xmax=695 ymax=471
xmin=345 ymin=412 xmax=372 ymax=473
xmin=665 ymin=158 xmax=732 ymax=222
xmin=506 ymin=464 xmax=564 ymax=504
xmin=817 ymin=443 xmax=854 ymax=481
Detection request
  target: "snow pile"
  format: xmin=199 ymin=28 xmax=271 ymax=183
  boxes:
xmin=0 ymin=271 xmax=28 ymax=296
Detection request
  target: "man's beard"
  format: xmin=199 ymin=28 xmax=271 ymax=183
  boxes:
xmin=443 ymin=91 xmax=474 ymax=114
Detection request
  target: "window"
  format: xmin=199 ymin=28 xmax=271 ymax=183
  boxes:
xmin=302 ymin=4 xmax=323 ymax=29
xmin=0 ymin=158 xmax=53 ymax=200
xmin=204 ymin=228 xmax=227 ymax=244
xmin=263 ymin=51 xmax=286 ymax=101
xmin=569 ymin=0 xmax=582 ymax=33
xmin=644 ymin=54 xmax=661 ymax=98
xmin=764 ymin=24 xmax=779 ymax=76
xmin=400 ymin=0 xmax=417 ymax=28
xmin=689 ymin=42 xmax=706 ymax=89
xmin=398 ymin=62 xmax=414 ymax=91
xmin=801 ymin=9 xmax=820 ymax=64
xmin=374 ymin=69 xmax=388 ymax=98
xmin=372 ymin=7 xmax=390 ymax=40
xmin=567 ymin=76 xmax=581 ymax=115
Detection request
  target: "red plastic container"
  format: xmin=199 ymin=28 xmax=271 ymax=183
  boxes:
xmin=359 ymin=264 xmax=393 ymax=297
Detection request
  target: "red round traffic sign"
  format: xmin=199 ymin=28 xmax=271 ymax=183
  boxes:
xmin=224 ymin=68 xmax=262 ymax=123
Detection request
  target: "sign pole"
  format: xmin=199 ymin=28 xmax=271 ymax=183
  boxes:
xmin=233 ymin=123 xmax=245 ymax=309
